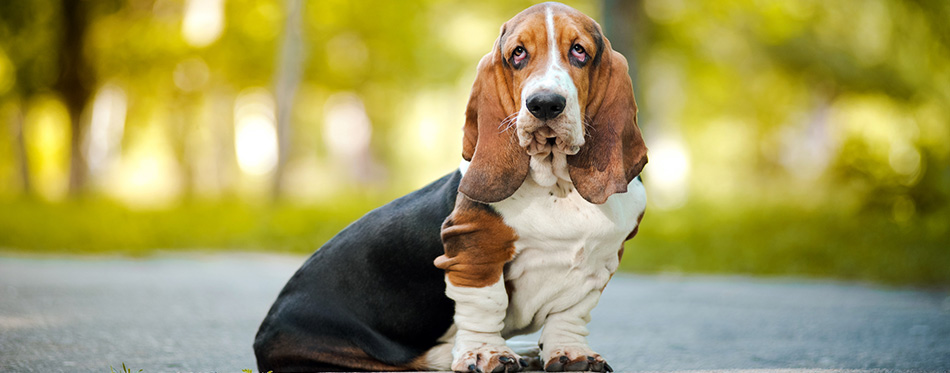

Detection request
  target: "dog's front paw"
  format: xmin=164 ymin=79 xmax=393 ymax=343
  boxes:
xmin=453 ymin=344 xmax=526 ymax=373
xmin=543 ymin=347 xmax=612 ymax=372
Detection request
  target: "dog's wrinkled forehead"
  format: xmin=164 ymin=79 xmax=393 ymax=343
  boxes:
xmin=497 ymin=3 xmax=605 ymax=70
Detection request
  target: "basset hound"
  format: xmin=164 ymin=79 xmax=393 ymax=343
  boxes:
xmin=254 ymin=2 xmax=647 ymax=372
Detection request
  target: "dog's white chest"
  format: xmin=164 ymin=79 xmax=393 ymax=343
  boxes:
xmin=490 ymin=177 xmax=646 ymax=337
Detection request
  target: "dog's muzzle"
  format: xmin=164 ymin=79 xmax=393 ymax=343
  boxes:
xmin=518 ymin=90 xmax=584 ymax=158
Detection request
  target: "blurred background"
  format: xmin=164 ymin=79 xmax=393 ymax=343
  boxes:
xmin=0 ymin=0 xmax=947 ymax=286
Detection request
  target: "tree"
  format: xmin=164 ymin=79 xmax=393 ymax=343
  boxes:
xmin=0 ymin=0 xmax=60 ymax=196
xmin=56 ymin=0 xmax=94 ymax=196
xmin=272 ymin=0 xmax=306 ymax=200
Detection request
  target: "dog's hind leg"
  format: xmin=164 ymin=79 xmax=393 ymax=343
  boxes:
xmin=407 ymin=325 xmax=456 ymax=371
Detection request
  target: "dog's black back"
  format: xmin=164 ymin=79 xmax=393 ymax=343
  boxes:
xmin=254 ymin=171 xmax=460 ymax=372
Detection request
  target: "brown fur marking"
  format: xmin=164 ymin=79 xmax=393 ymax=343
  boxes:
xmin=458 ymin=40 xmax=529 ymax=204
xmin=435 ymin=193 xmax=518 ymax=288
xmin=567 ymin=34 xmax=648 ymax=204
xmin=261 ymin=334 xmax=410 ymax=372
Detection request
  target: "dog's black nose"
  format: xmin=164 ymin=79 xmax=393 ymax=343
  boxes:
xmin=526 ymin=92 xmax=566 ymax=120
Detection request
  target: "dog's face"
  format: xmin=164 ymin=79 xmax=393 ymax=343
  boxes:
xmin=459 ymin=2 xmax=647 ymax=205
xmin=499 ymin=4 xmax=603 ymax=157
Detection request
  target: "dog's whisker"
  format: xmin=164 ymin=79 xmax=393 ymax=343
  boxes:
xmin=499 ymin=121 xmax=516 ymax=134
xmin=582 ymin=117 xmax=595 ymax=134
xmin=498 ymin=112 xmax=519 ymax=133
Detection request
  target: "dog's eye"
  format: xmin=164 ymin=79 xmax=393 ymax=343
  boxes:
xmin=571 ymin=44 xmax=587 ymax=63
xmin=512 ymin=46 xmax=527 ymax=66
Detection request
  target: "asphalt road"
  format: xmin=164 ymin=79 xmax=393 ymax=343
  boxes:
xmin=1 ymin=253 xmax=948 ymax=372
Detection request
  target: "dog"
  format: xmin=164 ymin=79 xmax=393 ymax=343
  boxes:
xmin=254 ymin=2 xmax=647 ymax=372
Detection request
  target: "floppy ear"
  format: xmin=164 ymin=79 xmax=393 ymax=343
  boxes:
xmin=567 ymin=47 xmax=648 ymax=204
xmin=458 ymin=46 xmax=529 ymax=203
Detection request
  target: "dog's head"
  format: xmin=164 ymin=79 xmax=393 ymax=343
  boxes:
xmin=459 ymin=2 xmax=647 ymax=204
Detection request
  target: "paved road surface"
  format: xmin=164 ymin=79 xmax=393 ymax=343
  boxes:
xmin=1 ymin=254 xmax=948 ymax=372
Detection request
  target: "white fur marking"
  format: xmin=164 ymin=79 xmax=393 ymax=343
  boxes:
xmin=492 ymin=176 xmax=647 ymax=356
xmin=546 ymin=7 xmax=557 ymax=65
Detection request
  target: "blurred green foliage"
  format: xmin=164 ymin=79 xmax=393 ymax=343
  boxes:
xmin=622 ymin=201 xmax=950 ymax=286
xmin=0 ymin=196 xmax=372 ymax=255
xmin=0 ymin=0 xmax=948 ymax=286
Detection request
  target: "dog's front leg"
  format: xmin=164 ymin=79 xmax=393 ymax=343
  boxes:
xmin=435 ymin=195 xmax=523 ymax=373
xmin=540 ymin=289 xmax=613 ymax=372
xmin=444 ymin=274 xmax=522 ymax=372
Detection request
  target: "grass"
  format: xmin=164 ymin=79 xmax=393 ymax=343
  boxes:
xmin=110 ymin=363 xmax=142 ymax=373
xmin=0 ymin=196 xmax=378 ymax=256
xmin=1 ymin=195 xmax=947 ymax=287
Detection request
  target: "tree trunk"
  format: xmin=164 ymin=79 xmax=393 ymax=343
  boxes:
xmin=170 ymin=95 xmax=197 ymax=201
xmin=271 ymin=0 xmax=306 ymax=201
xmin=57 ymin=0 xmax=93 ymax=197
xmin=602 ymin=0 xmax=644 ymax=95
xmin=8 ymin=99 xmax=32 ymax=196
